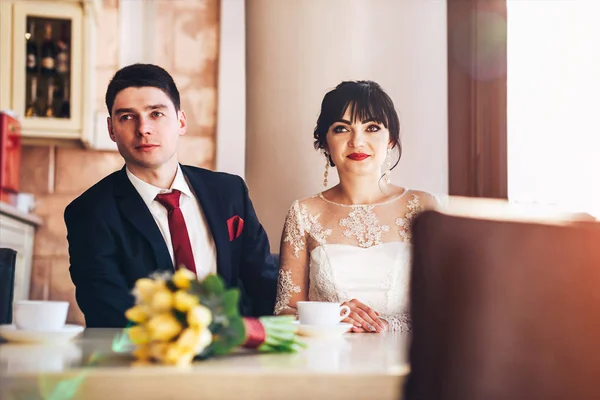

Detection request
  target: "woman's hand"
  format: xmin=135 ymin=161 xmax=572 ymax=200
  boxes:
xmin=351 ymin=318 xmax=389 ymax=333
xmin=341 ymin=299 xmax=386 ymax=333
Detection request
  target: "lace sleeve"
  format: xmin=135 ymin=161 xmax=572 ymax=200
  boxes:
xmin=422 ymin=192 xmax=441 ymax=210
xmin=274 ymin=201 xmax=310 ymax=315
xmin=380 ymin=313 xmax=412 ymax=333
xmin=282 ymin=201 xmax=308 ymax=257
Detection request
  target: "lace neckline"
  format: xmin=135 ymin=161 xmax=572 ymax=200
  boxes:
xmin=317 ymin=188 xmax=409 ymax=208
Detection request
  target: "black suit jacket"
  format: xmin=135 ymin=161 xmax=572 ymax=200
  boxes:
xmin=65 ymin=165 xmax=277 ymax=328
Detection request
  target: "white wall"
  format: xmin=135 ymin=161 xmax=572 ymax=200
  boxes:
xmin=245 ymin=0 xmax=448 ymax=251
xmin=216 ymin=0 xmax=246 ymax=178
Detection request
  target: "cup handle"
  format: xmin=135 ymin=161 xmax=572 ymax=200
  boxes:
xmin=339 ymin=305 xmax=351 ymax=322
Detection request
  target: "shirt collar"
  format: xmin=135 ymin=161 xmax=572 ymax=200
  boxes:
xmin=126 ymin=165 xmax=194 ymax=208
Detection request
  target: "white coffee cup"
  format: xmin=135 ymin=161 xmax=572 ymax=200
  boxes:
xmin=297 ymin=301 xmax=351 ymax=326
xmin=15 ymin=193 xmax=36 ymax=213
xmin=13 ymin=300 xmax=69 ymax=331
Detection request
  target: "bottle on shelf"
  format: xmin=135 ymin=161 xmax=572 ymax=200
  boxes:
xmin=25 ymin=76 xmax=39 ymax=117
xmin=59 ymin=80 xmax=70 ymax=119
xmin=56 ymin=23 xmax=70 ymax=77
xmin=44 ymin=77 xmax=55 ymax=118
xmin=40 ymin=23 xmax=57 ymax=77
xmin=26 ymin=21 xmax=38 ymax=74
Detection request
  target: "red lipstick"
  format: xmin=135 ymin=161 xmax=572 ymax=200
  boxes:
xmin=347 ymin=153 xmax=370 ymax=161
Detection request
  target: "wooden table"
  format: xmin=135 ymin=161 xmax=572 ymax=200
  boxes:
xmin=0 ymin=329 xmax=409 ymax=400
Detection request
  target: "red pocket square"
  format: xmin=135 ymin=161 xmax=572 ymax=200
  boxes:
xmin=227 ymin=215 xmax=244 ymax=241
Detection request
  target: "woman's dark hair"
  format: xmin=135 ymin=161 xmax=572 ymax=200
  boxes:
xmin=105 ymin=63 xmax=181 ymax=116
xmin=313 ymin=80 xmax=401 ymax=169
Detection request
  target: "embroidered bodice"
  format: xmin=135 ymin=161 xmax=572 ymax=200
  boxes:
xmin=274 ymin=189 xmax=437 ymax=332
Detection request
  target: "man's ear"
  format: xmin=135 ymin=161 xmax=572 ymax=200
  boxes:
xmin=178 ymin=110 xmax=187 ymax=136
xmin=107 ymin=117 xmax=116 ymax=142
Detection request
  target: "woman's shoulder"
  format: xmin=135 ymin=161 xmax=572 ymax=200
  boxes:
xmin=401 ymin=188 xmax=439 ymax=210
xmin=286 ymin=193 xmax=327 ymax=215
xmin=291 ymin=192 xmax=326 ymax=207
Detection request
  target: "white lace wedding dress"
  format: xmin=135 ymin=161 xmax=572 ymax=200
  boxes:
xmin=274 ymin=189 xmax=436 ymax=332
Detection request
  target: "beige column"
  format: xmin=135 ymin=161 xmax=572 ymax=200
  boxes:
xmin=246 ymin=0 xmax=448 ymax=251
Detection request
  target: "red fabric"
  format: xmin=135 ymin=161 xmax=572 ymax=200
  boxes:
xmin=242 ymin=317 xmax=266 ymax=349
xmin=155 ymin=190 xmax=197 ymax=275
xmin=226 ymin=215 xmax=244 ymax=241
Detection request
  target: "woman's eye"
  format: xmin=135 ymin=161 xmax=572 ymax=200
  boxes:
xmin=333 ymin=125 xmax=349 ymax=133
xmin=366 ymin=124 xmax=381 ymax=132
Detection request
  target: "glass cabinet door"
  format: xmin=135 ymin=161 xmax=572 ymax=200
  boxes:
xmin=12 ymin=1 xmax=82 ymax=139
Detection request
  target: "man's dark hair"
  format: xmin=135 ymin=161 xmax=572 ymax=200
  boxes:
xmin=105 ymin=63 xmax=181 ymax=116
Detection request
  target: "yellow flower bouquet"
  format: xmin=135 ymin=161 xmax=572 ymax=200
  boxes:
xmin=117 ymin=269 xmax=303 ymax=366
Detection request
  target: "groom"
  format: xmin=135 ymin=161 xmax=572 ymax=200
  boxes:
xmin=65 ymin=63 xmax=276 ymax=327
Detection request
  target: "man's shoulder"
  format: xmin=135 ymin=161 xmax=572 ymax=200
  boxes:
xmin=65 ymin=169 xmax=122 ymax=217
xmin=182 ymin=165 xmax=244 ymax=190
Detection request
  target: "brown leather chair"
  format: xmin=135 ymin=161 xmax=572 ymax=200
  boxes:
xmin=405 ymin=210 xmax=600 ymax=400
xmin=0 ymin=248 xmax=17 ymax=324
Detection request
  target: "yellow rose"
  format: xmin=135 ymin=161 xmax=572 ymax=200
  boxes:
xmin=196 ymin=328 xmax=213 ymax=354
xmin=132 ymin=343 xmax=151 ymax=361
xmin=147 ymin=313 xmax=182 ymax=342
xmin=173 ymin=290 xmax=199 ymax=312
xmin=149 ymin=341 xmax=169 ymax=362
xmin=151 ymin=288 xmax=173 ymax=312
xmin=125 ymin=305 xmax=151 ymax=324
xmin=134 ymin=278 xmax=157 ymax=304
xmin=155 ymin=279 xmax=167 ymax=289
xmin=127 ymin=325 xmax=150 ymax=345
xmin=172 ymin=269 xmax=196 ymax=290
xmin=164 ymin=343 xmax=190 ymax=365
xmin=163 ymin=343 xmax=196 ymax=366
xmin=177 ymin=327 xmax=201 ymax=352
xmin=187 ymin=305 xmax=212 ymax=328
xmin=175 ymin=351 xmax=195 ymax=366
xmin=176 ymin=327 xmax=212 ymax=355
xmin=164 ymin=343 xmax=182 ymax=364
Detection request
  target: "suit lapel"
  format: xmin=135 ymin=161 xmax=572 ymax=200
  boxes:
xmin=182 ymin=165 xmax=233 ymax=286
xmin=113 ymin=167 xmax=173 ymax=273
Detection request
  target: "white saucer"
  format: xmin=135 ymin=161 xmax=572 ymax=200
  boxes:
xmin=293 ymin=321 xmax=353 ymax=338
xmin=0 ymin=324 xmax=84 ymax=343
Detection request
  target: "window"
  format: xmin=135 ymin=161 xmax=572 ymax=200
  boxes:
xmin=507 ymin=0 xmax=600 ymax=218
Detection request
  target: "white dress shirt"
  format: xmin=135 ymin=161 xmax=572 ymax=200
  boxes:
xmin=126 ymin=166 xmax=217 ymax=279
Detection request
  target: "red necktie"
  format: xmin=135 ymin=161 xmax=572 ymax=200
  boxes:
xmin=155 ymin=190 xmax=197 ymax=275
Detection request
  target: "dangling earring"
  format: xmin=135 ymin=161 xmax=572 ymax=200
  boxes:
xmin=384 ymin=148 xmax=392 ymax=184
xmin=323 ymin=151 xmax=329 ymax=187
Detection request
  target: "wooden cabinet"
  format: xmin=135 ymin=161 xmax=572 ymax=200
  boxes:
xmin=0 ymin=203 xmax=42 ymax=302
xmin=0 ymin=0 xmax=99 ymax=145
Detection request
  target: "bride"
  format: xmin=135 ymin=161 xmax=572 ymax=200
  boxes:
xmin=274 ymin=80 xmax=437 ymax=332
